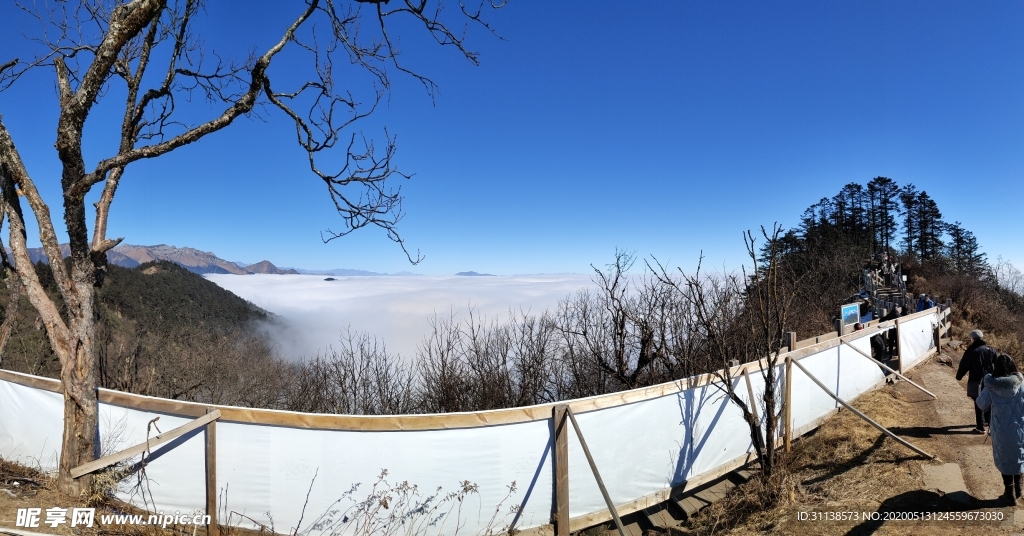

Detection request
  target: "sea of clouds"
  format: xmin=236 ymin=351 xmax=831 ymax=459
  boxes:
xmin=203 ymin=274 xmax=596 ymax=360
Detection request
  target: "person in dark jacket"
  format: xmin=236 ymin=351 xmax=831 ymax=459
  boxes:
xmin=976 ymin=354 xmax=1024 ymax=504
xmin=870 ymin=331 xmax=887 ymax=359
xmin=881 ymin=306 xmax=901 ymax=355
xmin=957 ymin=329 xmax=997 ymax=433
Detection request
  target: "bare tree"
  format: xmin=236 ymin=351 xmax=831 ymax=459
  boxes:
xmin=656 ymin=225 xmax=796 ymax=496
xmin=0 ymin=0 xmax=501 ymax=495
xmin=416 ymin=307 xmax=558 ymax=412
xmin=993 ymin=257 xmax=1024 ymax=297
xmin=417 ymin=310 xmax=470 ymax=412
xmin=285 ymin=328 xmax=415 ymax=415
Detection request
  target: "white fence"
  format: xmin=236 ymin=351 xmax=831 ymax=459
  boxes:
xmin=0 ymin=309 xmax=941 ymax=535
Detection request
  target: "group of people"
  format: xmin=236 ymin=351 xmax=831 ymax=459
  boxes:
xmin=956 ymin=329 xmax=1024 ymax=505
xmin=879 ymin=255 xmax=899 ymax=287
xmin=864 ymin=253 xmax=900 ymax=288
xmin=851 ymin=304 xmax=909 ymax=360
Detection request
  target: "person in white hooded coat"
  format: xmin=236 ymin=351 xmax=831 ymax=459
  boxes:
xmin=976 ymin=353 xmax=1024 ymax=505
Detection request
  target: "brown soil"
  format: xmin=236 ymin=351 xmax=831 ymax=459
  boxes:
xmin=0 ymin=459 xmax=217 ymax=536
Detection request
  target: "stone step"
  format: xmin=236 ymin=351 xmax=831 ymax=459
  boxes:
xmin=642 ymin=506 xmax=680 ymax=528
xmin=582 ymin=468 xmax=752 ymax=534
xmin=729 ymin=468 xmax=755 ymax=484
xmin=622 ymin=521 xmax=643 ymax=536
xmin=675 ymin=494 xmax=711 ymax=518
xmin=662 ymin=499 xmax=692 ymax=522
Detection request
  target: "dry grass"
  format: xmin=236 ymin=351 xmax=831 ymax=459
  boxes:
xmin=0 ymin=457 xmax=47 ymax=501
xmin=0 ymin=457 xmax=216 ymax=536
xmin=979 ymin=332 xmax=1024 ymax=364
xmin=1 ymin=458 xmax=518 ymax=536
xmin=676 ymin=388 xmax=938 ymax=536
xmin=946 ymin=320 xmax=1024 ymax=371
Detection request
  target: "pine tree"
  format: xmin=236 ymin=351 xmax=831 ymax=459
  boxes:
xmin=842 ymin=183 xmax=869 ymax=244
xmin=915 ymin=191 xmax=944 ymax=260
xmin=946 ymin=222 xmax=989 ymax=277
xmin=899 ymin=184 xmax=920 ymax=258
xmin=867 ymin=177 xmax=900 ymax=254
xmin=799 ymin=198 xmax=832 ymax=234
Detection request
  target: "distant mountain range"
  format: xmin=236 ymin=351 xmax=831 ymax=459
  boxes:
xmin=111 ymin=245 xmax=300 ymax=275
xmin=19 ymin=244 xmax=297 ymax=275
xmin=17 ymin=243 xmax=424 ymax=276
xmin=283 ymin=268 xmax=421 ymax=277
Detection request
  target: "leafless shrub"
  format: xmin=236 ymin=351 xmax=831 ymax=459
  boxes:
xmin=551 ymin=288 xmax=620 ymax=399
xmin=551 ymin=250 xmax=710 ymax=400
xmin=417 ymin=308 xmax=558 ymax=412
xmin=993 ymin=257 xmax=1024 ymax=297
xmin=287 ymin=329 xmax=416 ymax=415
xmin=237 ymin=469 xmax=520 ymax=536
xmin=417 ymin=311 xmax=472 ymax=413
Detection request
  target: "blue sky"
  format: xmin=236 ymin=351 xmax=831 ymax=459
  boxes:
xmin=1 ymin=1 xmax=1021 ymax=275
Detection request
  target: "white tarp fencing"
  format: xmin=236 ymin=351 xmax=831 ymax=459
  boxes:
xmin=0 ymin=311 xmax=938 ymax=535
xmin=899 ymin=311 xmax=940 ymax=371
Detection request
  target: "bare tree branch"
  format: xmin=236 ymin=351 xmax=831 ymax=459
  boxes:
xmin=1 ymin=0 xmax=503 ymax=494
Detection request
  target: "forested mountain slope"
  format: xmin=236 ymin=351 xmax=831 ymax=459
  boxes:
xmin=0 ymin=261 xmax=279 ymax=403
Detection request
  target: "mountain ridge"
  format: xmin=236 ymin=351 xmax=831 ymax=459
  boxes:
xmin=21 ymin=244 xmax=299 ymax=275
xmin=17 ymin=243 xmax=427 ymax=276
xmin=283 ymin=267 xmax=422 ymax=276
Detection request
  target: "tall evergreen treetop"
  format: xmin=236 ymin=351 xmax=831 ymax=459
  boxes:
xmin=867 ymin=176 xmax=900 ymax=253
xmin=946 ymin=222 xmax=989 ymax=277
xmin=899 ymin=183 xmax=920 ymax=259
xmin=915 ymin=191 xmax=945 ymax=261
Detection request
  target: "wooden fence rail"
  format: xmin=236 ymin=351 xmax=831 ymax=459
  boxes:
xmin=1 ymin=307 xmax=947 ymax=536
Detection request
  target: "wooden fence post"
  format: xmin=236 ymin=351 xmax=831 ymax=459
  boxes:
xmin=565 ymin=408 xmax=627 ymax=536
xmin=783 ymin=332 xmax=795 ymax=453
xmin=552 ymin=405 xmax=569 ymax=536
xmin=206 ymin=408 xmax=219 ymax=536
xmin=895 ymin=318 xmax=904 ymax=375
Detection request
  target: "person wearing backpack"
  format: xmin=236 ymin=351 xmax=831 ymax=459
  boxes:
xmin=975 ymin=353 xmax=1024 ymax=505
xmin=957 ymin=329 xmax=997 ymax=433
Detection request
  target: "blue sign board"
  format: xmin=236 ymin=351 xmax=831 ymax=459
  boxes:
xmin=841 ymin=303 xmax=860 ymax=326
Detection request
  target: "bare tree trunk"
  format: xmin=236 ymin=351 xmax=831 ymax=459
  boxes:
xmin=56 ymin=274 xmax=98 ymax=495
xmin=1 ymin=121 xmax=95 ymax=494
xmin=0 ymin=227 xmax=21 ymax=361
xmin=0 ymin=274 xmax=19 ymax=361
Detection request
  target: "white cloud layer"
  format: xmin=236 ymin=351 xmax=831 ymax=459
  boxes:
xmin=204 ymin=274 xmax=595 ymax=360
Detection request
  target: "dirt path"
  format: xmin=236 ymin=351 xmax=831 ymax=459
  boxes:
xmin=911 ymin=354 xmax=1005 ymax=504
xmin=864 ymin=342 xmax=1024 ymax=533
xmin=711 ymin=342 xmax=1024 ymax=535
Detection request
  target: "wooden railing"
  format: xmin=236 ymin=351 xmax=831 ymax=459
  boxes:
xmin=0 ymin=307 xmax=947 ymax=536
